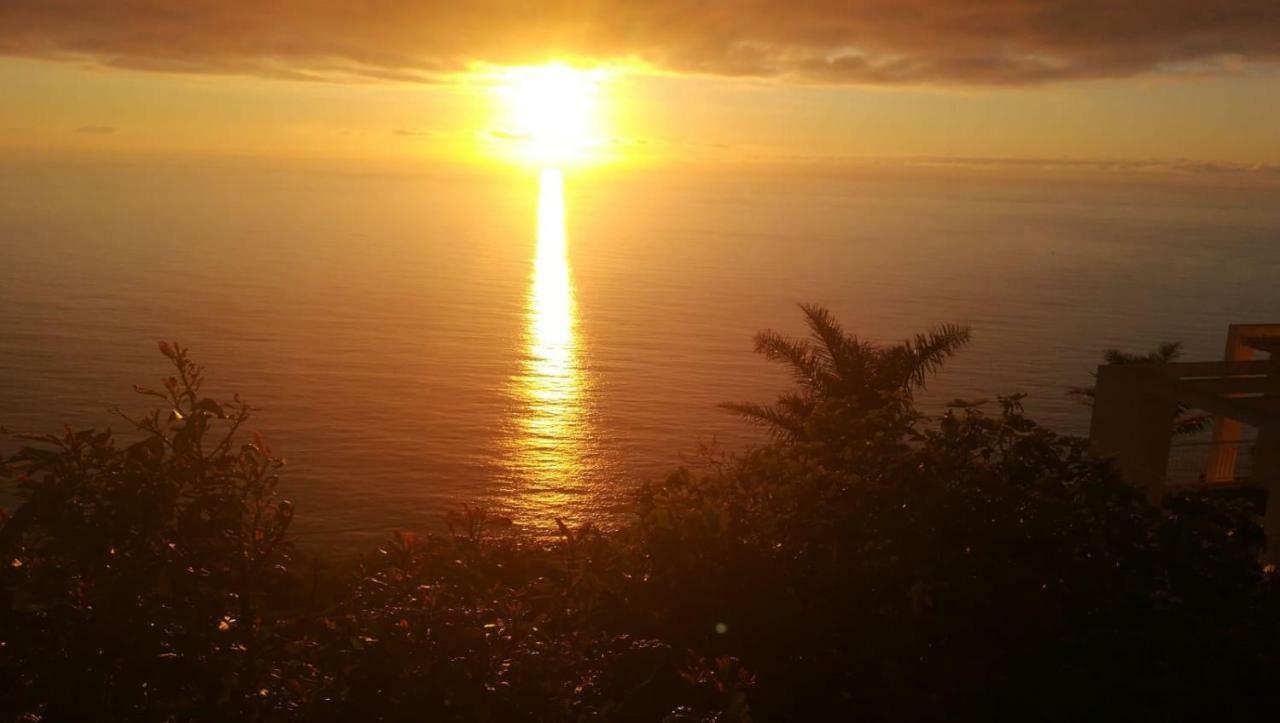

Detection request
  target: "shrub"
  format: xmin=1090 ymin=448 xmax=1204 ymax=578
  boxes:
xmin=0 ymin=342 xmax=294 ymax=721
xmin=3 ymin=310 xmax=1278 ymax=722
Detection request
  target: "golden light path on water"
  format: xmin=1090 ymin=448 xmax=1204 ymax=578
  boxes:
xmin=504 ymin=167 xmax=599 ymax=528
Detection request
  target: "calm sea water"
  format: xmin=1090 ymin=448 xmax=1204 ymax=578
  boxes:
xmin=2 ymin=160 xmax=1278 ymax=544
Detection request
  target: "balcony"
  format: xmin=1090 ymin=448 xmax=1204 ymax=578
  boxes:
xmin=1088 ymin=323 xmax=1280 ymax=558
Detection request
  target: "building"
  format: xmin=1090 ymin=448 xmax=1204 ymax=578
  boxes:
xmin=1088 ymin=324 xmax=1280 ymax=560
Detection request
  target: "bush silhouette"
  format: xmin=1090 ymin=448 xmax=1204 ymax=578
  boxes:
xmin=1 ymin=342 xmax=294 ymax=720
xmin=3 ymin=309 xmax=1278 ymax=722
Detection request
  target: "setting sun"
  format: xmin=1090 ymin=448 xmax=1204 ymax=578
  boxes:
xmin=494 ymin=63 xmax=606 ymax=165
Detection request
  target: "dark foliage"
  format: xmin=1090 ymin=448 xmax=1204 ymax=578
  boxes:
xmin=0 ymin=342 xmax=294 ymax=721
xmin=3 ymin=312 xmax=1278 ymax=722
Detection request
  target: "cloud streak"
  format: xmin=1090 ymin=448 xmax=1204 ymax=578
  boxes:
xmin=2 ymin=1 xmax=1279 ymax=86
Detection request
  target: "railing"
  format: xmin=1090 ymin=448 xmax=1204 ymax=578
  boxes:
xmin=1167 ymin=438 xmax=1257 ymax=486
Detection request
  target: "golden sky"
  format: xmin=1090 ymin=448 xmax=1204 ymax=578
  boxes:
xmin=2 ymin=1 xmax=1278 ymax=171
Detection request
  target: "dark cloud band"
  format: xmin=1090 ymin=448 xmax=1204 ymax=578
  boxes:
xmin=2 ymin=1 xmax=1278 ymax=85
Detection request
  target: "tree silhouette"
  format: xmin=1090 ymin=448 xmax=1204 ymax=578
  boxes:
xmin=723 ymin=303 xmax=971 ymax=441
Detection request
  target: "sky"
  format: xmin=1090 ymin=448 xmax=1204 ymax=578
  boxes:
xmin=2 ymin=1 xmax=1279 ymax=171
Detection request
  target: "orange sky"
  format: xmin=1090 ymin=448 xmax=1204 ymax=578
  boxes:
xmin=2 ymin=1 xmax=1278 ymax=173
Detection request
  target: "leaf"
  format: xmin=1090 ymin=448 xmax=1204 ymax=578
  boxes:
xmin=555 ymin=517 xmax=573 ymax=541
xmin=132 ymin=384 xmax=168 ymax=400
xmin=196 ymin=398 xmax=225 ymax=418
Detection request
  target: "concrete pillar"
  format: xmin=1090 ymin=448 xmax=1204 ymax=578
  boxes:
xmin=1257 ymin=424 xmax=1280 ymax=564
xmin=1257 ymin=351 xmax=1280 ymax=563
xmin=1089 ymin=364 xmax=1178 ymax=505
xmin=1206 ymin=324 xmax=1280 ymax=482
xmin=1205 ymin=326 xmax=1252 ymax=482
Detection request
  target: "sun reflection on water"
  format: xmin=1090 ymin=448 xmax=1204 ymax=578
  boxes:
xmin=505 ymin=167 xmax=597 ymax=527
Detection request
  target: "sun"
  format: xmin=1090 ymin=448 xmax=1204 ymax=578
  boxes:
xmin=494 ymin=63 xmax=606 ymax=166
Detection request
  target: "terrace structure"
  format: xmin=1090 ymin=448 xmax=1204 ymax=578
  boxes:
xmin=1088 ymin=324 xmax=1280 ymax=561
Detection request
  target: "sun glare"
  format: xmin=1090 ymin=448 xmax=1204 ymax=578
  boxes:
xmin=495 ymin=63 xmax=606 ymax=165
xmin=503 ymin=167 xmax=601 ymax=527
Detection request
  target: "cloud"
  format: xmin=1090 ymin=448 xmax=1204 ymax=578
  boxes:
xmin=2 ymin=1 xmax=1279 ymax=86
xmin=790 ymin=154 xmax=1280 ymax=180
xmin=75 ymin=125 xmax=115 ymax=134
xmin=392 ymin=129 xmax=432 ymax=137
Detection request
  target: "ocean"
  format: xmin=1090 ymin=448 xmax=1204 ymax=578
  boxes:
xmin=2 ymin=159 xmax=1278 ymax=544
